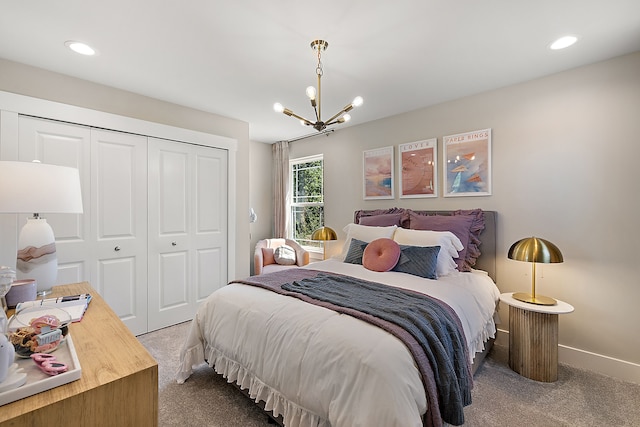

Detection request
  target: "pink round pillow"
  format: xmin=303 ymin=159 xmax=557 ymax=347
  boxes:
xmin=362 ymin=238 xmax=401 ymax=272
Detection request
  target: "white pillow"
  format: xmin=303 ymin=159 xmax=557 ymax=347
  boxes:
xmin=392 ymin=228 xmax=463 ymax=277
xmin=338 ymin=223 xmax=398 ymax=261
xmin=274 ymin=245 xmax=297 ymax=265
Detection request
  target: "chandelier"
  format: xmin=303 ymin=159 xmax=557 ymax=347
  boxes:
xmin=274 ymin=40 xmax=363 ymax=132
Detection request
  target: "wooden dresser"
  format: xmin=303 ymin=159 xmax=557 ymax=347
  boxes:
xmin=0 ymin=282 xmax=158 ymax=426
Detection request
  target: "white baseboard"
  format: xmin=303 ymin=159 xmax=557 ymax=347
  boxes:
xmin=495 ymin=328 xmax=640 ymax=385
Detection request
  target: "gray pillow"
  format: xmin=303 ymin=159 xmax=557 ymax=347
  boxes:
xmin=392 ymin=245 xmax=440 ymax=280
xmin=274 ymin=245 xmax=296 ymax=265
xmin=344 ymin=239 xmax=368 ymax=265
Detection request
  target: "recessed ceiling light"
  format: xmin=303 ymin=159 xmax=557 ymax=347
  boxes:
xmin=65 ymin=41 xmax=96 ymax=56
xmin=550 ymin=36 xmax=578 ymax=50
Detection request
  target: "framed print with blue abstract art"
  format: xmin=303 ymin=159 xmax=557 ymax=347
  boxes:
xmin=443 ymin=129 xmax=491 ymax=197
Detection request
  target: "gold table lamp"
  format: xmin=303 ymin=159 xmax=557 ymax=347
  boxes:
xmin=508 ymin=236 xmax=563 ymax=305
xmin=311 ymin=226 xmax=337 ymax=260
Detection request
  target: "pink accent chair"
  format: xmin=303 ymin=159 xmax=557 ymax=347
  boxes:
xmin=254 ymin=238 xmax=310 ymax=275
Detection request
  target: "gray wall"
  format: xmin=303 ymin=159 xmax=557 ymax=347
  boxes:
xmin=288 ymin=52 xmax=640 ymax=380
xmin=0 ymin=58 xmax=252 ymax=279
xmin=249 ymin=139 xmax=273 ymax=274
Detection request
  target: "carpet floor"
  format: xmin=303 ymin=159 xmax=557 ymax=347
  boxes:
xmin=138 ymin=321 xmax=640 ymax=427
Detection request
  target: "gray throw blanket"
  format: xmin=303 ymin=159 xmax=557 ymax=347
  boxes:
xmin=232 ymin=269 xmax=472 ymax=427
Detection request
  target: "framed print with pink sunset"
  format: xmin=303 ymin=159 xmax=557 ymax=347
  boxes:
xmin=363 ymin=146 xmax=394 ymax=200
xmin=399 ymin=138 xmax=437 ymax=198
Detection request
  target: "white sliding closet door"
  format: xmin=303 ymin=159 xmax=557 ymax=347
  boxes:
xmin=10 ymin=110 xmax=231 ymax=336
xmin=147 ymin=138 xmax=227 ymax=331
xmin=18 ymin=116 xmax=91 ymax=286
xmin=91 ymin=129 xmax=148 ymax=335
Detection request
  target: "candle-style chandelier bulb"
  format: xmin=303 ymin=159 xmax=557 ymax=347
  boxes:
xmin=306 ymin=86 xmax=316 ymax=100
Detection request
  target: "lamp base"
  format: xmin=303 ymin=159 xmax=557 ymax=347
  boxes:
xmin=513 ymin=292 xmax=557 ymax=306
xmin=16 ymin=217 xmax=58 ymax=296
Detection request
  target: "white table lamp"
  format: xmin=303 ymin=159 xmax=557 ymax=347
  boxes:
xmin=0 ymin=161 xmax=83 ymax=296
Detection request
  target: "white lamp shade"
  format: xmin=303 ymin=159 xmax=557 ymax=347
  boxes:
xmin=0 ymin=161 xmax=83 ymax=214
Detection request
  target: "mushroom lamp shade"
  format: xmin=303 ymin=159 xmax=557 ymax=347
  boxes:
xmin=311 ymin=226 xmax=337 ymax=260
xmin=508 ymin=236 xmax=563 ymax=305
xmin=0 ymin=161 xmax=83 ymax=296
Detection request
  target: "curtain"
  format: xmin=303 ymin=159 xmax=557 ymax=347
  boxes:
xmin=272 ymin=140 xmax=289 ymax=238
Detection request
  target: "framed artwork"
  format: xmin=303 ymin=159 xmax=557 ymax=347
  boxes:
xmin=363 ymin=146 xmax=394 ymax=200
xmin=443 ymin=128 xmax=491 ymax=197
xmin=399 ymin=138 xmax=437 ymax=198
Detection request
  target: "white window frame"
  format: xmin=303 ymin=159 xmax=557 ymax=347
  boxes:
xmin=289 ymin=154 xmax=324 ymax=251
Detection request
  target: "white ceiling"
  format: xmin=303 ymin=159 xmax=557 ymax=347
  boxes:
xmin=1 ymin=1 xmax=639 ymax=143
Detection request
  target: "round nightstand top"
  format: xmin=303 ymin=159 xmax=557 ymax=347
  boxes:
xmin=499 ymin=292 xmax=574 ymax=314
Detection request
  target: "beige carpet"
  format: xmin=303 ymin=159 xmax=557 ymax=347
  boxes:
xmin=138 ymin=321 xmax=640 ymax=427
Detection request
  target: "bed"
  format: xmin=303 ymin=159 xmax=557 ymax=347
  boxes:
xmin=177 ymin=209 xmax=500 ymax=427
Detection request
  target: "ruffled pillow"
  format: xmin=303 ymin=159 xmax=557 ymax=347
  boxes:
xmin=362 ymin=238 xmax=401 ymax=272
xmin=358 ymin=213 xmax=403 ymax=227
xmin=453 ymin=208 xmax=485 ymax=271
xmin=407 ymin=209 xmax=485 ymax=271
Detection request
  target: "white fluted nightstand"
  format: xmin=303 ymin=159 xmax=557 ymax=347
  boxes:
xmin=499 ymin=292 xmax=574 ymax=382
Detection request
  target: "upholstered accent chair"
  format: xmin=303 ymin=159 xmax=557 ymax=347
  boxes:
xmin=254 ymin=238 xmax=310 ymax=275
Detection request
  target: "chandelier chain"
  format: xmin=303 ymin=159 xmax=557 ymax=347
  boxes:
xmin=316 ymin=46 xmax=323 ymax=76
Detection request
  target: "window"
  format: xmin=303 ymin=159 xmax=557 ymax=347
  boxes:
xmin=290 ymin=155 xmax=324 ymax=249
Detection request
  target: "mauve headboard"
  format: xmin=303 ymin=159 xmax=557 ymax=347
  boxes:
xmin=353 ymin=209 xmax=497 ymax=282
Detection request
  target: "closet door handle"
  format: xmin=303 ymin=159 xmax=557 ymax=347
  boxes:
xmin=171 ymin=241 xmax=177 ymax=246
xmin=114 ymin=246 xmax=121 ymax=252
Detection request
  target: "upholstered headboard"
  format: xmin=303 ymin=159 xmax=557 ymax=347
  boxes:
xmin=353 ymin=209 xmax=497 ymax=281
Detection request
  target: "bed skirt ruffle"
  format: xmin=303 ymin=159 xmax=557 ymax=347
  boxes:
xmin=177 ymin=334 xmax=330 ymax=427
xmin=468 ymin=316 xmax=497 ymax=363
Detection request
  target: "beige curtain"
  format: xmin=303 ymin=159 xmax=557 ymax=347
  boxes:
xmin=272 ymin=141 xmax=289 ymax=238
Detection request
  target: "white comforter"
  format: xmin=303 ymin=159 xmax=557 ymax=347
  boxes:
xmin=177 ymin=259 xmax=500 ymax=427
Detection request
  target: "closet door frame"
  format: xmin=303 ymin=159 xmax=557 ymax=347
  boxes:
xmin=0 ymin=90 xmax=237 ymax=301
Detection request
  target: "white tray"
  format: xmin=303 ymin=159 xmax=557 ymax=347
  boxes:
xmin=0 ymin=334 xmax=82 ymax=406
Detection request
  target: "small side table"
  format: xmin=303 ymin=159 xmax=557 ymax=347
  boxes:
xmin=499 ymin=292 xmax=574 ymax=382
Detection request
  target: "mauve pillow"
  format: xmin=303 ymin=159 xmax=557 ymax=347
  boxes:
xmin=453 ymin=208 xmax=485 ymax=270
xmin=408 ymin=211 xmax=482 ymax=271
xmin=359 ymin=213 xmax=403 ymax=227
xmin=362 ymin=238 xmax=401 ymax=272
xmin=262 ymin=248 xmax=275 ymax=266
